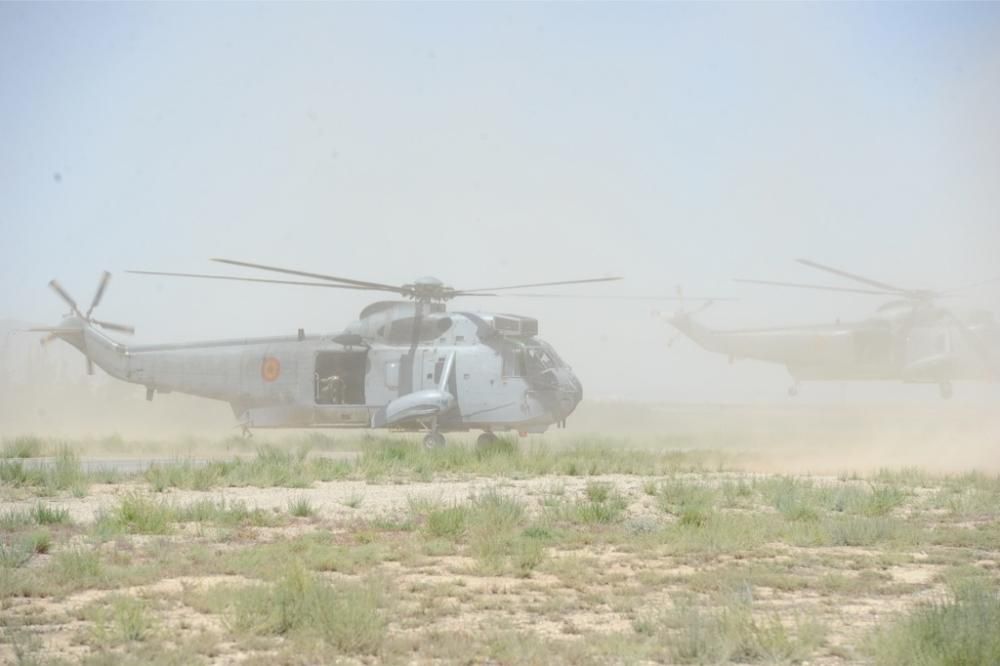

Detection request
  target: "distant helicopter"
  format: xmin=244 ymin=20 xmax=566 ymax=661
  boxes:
xmin=32 ymin=259 xmax=621 ymax=447
xmin=668 ymin=259 xmax=1000 ymax=398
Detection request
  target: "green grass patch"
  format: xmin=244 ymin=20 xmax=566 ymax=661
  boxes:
xmin=96 ymin=493 xmax=173 ymax=535
xmin=824 ymin=516 xmax=912 ymax=548
xmin=288 ymin=496 xmax=316 ymax=518
xmin=0 ymin=507 xmax=33 ymax=530
xmin=665 ymin=592 xmax=827 ymax=664
xmin=145 ymin=445 xmax=351 ymax=491
xmin=31 ymin=502 xmax=71 ymax=525
xmin=658 ymin=480 xmax=717 ymax=527
xmin=1 ymin=436 xmax=45 ymax=459
xmin=173 ymin=497 xmax=276 ymax=527
xmin=95 ymin=495 xmax=278 ymax=536
xmin=425 ymin=505 xmax=469 ymax=539
xmin=0 ymin=446 xmax=88 ymax=496
xmin=203 ymin=564 xmax=385 ymax=654
xmin=0 ymin=541 xmax=34 ymax=569
xmin=146 ymin=460 xmax=223 ymax=492
xmin=552 ymin=487 xmax=629 ymax=525
xmin=24 ymin=529 xmax=52 ymax=555
xmin=584 ymin=481 xmax=612 ymax=503
xmin=867 ymin=585 xmax=1000 ymax=665
xmin=757 ymin=477 xmax=908 ymax=520
xmin=357 ymin=437 xmax=727 ymax=481
xmin=51 ymin=548 xmax=104 ymax=587
xmin=342 ymin=491 xmax=365 ymax=509
xmin=409 ymin=489 xmax=541 ymax=575
xmin=87 ymin=595 xmax=155 ymax=645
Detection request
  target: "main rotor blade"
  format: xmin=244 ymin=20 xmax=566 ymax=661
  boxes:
xmin=469 ymin=293 xmax=737 ymax=301
xmin=734 ymin=278 xmax=899 ymax=297
xmin=942 ymin=276 xmax=1000 ymax=295
xmin=91 ymin=319 xmax=135 ymax=335
xmin=457 ymin=276 xmax=624 ymax=294
xmin=127 ymin=270 xmax=395 ymax=293
xmin=48 ymin=280 xmax=81 ymax=315
xmin=211 ymin=258 xmax=403 ymax=292
xmin=796 ymin=259 xmax=912 ymax=294
xmin=87 ymin=271 xmax=111 ymax=317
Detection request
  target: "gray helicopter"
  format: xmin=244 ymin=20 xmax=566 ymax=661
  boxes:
xmin=668 ymin=259 xmax=1000 ymax=398
xmin=33 ymin=260 xmax=621 ymax=447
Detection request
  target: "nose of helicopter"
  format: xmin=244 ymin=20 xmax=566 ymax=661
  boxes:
xmin=557 ymin=369 xmax=584 ymax=420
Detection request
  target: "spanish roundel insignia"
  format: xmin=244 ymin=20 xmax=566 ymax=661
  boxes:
xmin=261 ymin=356 xmax=281 ymax=382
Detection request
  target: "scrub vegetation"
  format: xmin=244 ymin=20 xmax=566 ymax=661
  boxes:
xmin=1 ymin=431 xmax=998 ymax=664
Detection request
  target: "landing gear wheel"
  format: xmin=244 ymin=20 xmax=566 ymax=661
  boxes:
xmin=476 ymin=432 xmax=498 ymax=450
xmin=939 ymin=382 xmax=953 ymax=400
xmin=788 ymin=385 xmax=800 ymax=398
xmin=423 ymin=432 xmax=446 ymax=449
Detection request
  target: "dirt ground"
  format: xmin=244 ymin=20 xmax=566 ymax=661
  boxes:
xmin=2 ymin=403 xmax=999 ymax=664
xmin=3 ymin=462 xmax=997 ymax=665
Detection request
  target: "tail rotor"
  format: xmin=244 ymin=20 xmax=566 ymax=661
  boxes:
xmin=48 ymin=272 xmax=135 ymax=336
xmin=673 ymin=284 xmax=716 ymax=318
xmin=48 ymin=279 xmax=82 ymax=318
xmin=85 ymin=271 xmax=112 ymax=318
xmin=651 ymin=285 xmax=722 ymax=348
xmin=37 ymin=271 xmax=135 ymax=375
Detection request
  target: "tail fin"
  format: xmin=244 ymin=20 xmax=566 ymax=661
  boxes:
xmin=666 ymin=312 xmax=723 ymax=353
xmin=80 ymin=325 xmax=129 ymax=379
xmin=36 ymin=318 xmax=129 ymax=378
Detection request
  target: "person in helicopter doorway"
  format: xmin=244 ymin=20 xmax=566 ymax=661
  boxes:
xmin=319 ymin=374 xmax=345 ymax=404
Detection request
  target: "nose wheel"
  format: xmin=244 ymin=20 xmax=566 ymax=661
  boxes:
xmin=939 ymin=382 xmax=953 ymax=400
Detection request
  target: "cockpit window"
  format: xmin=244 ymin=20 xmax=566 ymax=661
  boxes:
xmin=526 ymin=346 xmax=557 ymax=370
xmin=501 ymin=340 xmax=565 ymax=377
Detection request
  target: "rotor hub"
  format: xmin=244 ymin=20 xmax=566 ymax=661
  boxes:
xmin=404 ymin=276 xmax=455 ymax=302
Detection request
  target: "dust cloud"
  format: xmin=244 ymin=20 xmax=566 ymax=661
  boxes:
xmin=4 ymin=317 xmax=998 ymax=475
xmin=566 ymin=401 xmax=1000 ymax=475
xmin=1 ymin=5 xmax=999 ymax=474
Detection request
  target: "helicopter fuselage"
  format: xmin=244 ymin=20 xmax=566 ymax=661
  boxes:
xmin=670 ymin=304 xmax=999 ymax=392
xmin=54 ymin=301 xmax=584 ymax=435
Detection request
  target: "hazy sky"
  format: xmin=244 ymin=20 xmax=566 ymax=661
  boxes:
xmin=2 ymin=2 xmax=998 ymax=402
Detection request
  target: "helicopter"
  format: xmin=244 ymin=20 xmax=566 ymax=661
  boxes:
xmin=32 ymin=259 xmax=622 ymax=447
xmin=667 ymin=259 xmax=1000 ymax=399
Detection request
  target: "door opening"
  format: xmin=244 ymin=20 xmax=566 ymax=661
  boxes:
xmin=315 ymin=351 xmax=367 ymax=405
